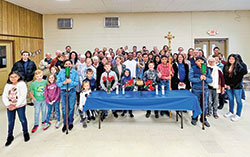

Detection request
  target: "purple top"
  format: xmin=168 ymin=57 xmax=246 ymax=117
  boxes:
xmin=44 ymin=83 xmax=60 ymax=103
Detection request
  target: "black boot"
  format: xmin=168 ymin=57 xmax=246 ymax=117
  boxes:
xmin=62 ymin=125 xmax=66 ymax=133
xmin=69 ymin=124 xmax=74 ymax=131
xmin=113 ymin=112 xmax=118 ymax=118
xmin=24 ymin=133 xmax=30 ymax=142
xmin=5 ymin=136 xmax=14 ymax=147
xmin=145 ymin=111 xmax=151 ymax=118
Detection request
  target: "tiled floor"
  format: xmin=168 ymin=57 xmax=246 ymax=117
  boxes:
xmin=0 ymin=92 xmax=249 ymax=157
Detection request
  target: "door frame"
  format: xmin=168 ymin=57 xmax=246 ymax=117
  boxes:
xmin=194 ymin=38 xmax=229 ymax=58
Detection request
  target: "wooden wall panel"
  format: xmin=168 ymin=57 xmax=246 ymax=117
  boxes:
xmin=0 ymin=0 xmax=44 ymax=66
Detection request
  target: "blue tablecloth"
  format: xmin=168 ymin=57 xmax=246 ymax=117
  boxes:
xmin=83 ymin=90 xmax=202 ymax=118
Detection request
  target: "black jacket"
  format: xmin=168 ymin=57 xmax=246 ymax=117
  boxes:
xmin=11 ymin=59 xmax=37 ymax=82
xmin=223 ymin=62 xmax=247 ymax=89
xmin=172 ymin=62 xmax=191 ymax=90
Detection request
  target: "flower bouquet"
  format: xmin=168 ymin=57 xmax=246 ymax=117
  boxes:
xmin=124 ymin=80 xmax=134 ymax=88
xmin=102 ymin=75 xmax=115 ymax=94
xmin=144 ymin=80 xmax=155 ymax=91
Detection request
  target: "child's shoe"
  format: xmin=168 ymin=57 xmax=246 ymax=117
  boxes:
xmin=55 ymin=121 xmax=60 ymax=129
xmin=43 ymin=122 xmax=51 ymax=130
xmin=32 ymin=125 xmax=39 ymax=133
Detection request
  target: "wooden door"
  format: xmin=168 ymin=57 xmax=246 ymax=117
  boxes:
xmin=194 ymin=38 xmax=228 ymax=58
xmin=0 ymin=41 xmax=13 ymax=94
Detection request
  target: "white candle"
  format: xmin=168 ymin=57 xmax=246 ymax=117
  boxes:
xmin=156 ymin=85 xmax=158 ymax=95
xmin=116 ymin=85 xmax=119 ymax=94
xmin=162 ymin=85 xmax=165 ymax=95
xmin=122 ymin=85 xmax=125 ymax=94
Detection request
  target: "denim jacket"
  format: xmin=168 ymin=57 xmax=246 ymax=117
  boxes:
xmin=56 ymin=68 xmax=79 ymax=90
xmin=189 ymin=65 xmax=213 ymax=92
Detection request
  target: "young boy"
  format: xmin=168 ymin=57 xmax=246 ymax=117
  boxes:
xmin=56 ymin=59 xmax=79 ymax=132
xmin=82 ymin=69 xmax=98 ymax=121
xmin=143 ymin=61 xmax=161 ymax=118
xmin=100 ymin=62 xmax=118 ymax=120
xmin=83 ymin=69 xmax=97 ymax=91
xmin=29 ymin=70 xmax=47 ymax=133
xmin=189 ymin=56 xmax=212 ymax=127
xmin=157 ymin=55 xmax=174 ymax=116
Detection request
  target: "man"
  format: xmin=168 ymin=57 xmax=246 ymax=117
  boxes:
xmin=50 ymin=50 xmax=62 ymax=69
xmin=38 ymin=52 xmax=52 ymax=79
xmin=189 ymin=56 xmax=212 ymax=127
xmin=189 ymin=49 xmax=199 ymax=67
xmin=142 ymin=53 xmax=149 ymax=73
xmin=153 ymin=46 xmax=159 ymax=55
xmin=64 ymin=46 xmax=71 ymax=55
xmin=12 ymin=51 xmax=37 ymax=106
xmin=56 ymin=59 xmax=79 ymax=132
xmin=124 ymin=52 xmax=137 ymax=79
xmin=132 ymin=46 xmax=137 ymax=53
xmin=79 ymin=58 xmax=96 ymax=83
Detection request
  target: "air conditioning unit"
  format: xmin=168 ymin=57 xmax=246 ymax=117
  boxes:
xmin=104 ymin=17 xmax=120 ymax=28
xmin=57 ymin=18 xmax=73 ymax=29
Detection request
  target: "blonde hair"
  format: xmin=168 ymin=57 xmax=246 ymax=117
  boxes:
xmin=35 ymin=69 xmax=43 ymax=77
xmin=81 ymin=81 xmax=90 ymax=91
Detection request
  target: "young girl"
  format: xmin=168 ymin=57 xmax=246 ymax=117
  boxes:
xmin=43 ymin=74 xmax=61 ymax=130
xmin=79 ymin=81 xmax=95 ymax=128
xmin=121 ymin=69 xmax=134 ymax=118
xmin=2 ymin=71 xmax=30 ymax=146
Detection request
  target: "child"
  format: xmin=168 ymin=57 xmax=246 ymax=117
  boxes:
xmin=121 ymin=69 xmax=134 ymax=118
xmin=43 ymin=74 xmax=61 ymax=130
xmin=29 ymin=70 xmax=47 ymax=133
xmin=49 ymin=66 xmax=59 ymax=120
xmin=100 ymin=62 xmax=118 ymax=120
xmin=207 ymin=56 xmax=225 ymax=119
xmin=143 ymin=61 xmax=161 ymax=118
xmin=2 ymin=71 xmax=30 ymax=147
xmin=83 ymin=69 xmax=97 ymax=91
xmin=83 ymin=69 xmax=98 ymax=121
xmin=189 ymin=56 xmax=212 ymax=127
xmin=79 ymin=81 xmax=93 ymax=128
xmin=55 ymin=54 xmax=65 ymax=71
xmin=157 ymin=55 xmax=174 ymax=117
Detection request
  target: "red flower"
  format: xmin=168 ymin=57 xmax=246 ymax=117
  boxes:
xmin=111 ymin=76 xmax=115 ymax=80
xmin=102 ymin=76 xmax=106 ymax=82
xmin=148 ymin=80 xmax=153 ymax=84
xmin=149 ymin=85 xmax=155 ymax=91
xmin=128 ymin=80 xmax=133 ymax=86
xmin=107 ymin=76 xmax=112 ymax=82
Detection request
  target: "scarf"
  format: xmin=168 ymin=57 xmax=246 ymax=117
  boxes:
xmin=207 ymin=64 xmax=219 ymax=89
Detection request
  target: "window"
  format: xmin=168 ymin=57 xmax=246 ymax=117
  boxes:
xmin=0 ymin=46 xmax=6 ymax=68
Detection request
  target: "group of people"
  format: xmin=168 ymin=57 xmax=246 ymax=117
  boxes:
xmin=2 ymin=45 xmax=248 ymax=147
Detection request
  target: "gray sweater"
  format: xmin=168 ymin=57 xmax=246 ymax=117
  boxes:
xmin=100 ymin=70 xmax=118 ymax=90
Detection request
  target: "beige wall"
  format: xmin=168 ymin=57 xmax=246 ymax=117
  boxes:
xmin=43 ymin=11 xmax=250 ymax=66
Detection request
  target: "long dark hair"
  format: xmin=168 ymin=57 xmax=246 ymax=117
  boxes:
xmin=177 ymin=54 xmax=185 ymax=64
xmin=69 ymin=51 xmax=78 ymax=65
xmin=85 ymin=50 xmax=92 ymax=58
xmin=7 ymin=71 xmax=23 ymax=84
xmin=224 ymin=54 xmax=238 ymax=76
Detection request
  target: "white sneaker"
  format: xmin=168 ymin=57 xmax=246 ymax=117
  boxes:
xmin=231 ymin=115 xmax=241 ymax=122
xmin=224 ymin=112 xmax=234 ymax=118
xmin=55 ymin=121 xmax=60 ymax=129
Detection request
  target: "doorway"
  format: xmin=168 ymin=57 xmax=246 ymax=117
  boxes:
xmin=0 ymin=41 xmax=13 ymax=94
xmin=194 ymin=38 xmax=228 ymax=58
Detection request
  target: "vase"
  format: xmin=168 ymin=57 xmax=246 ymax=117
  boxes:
xmin=107 ymin=82 xmax=111 ymax=94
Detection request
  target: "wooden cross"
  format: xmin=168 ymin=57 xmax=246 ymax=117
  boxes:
xmin=164 ymin=32 xmax=175 ymax=53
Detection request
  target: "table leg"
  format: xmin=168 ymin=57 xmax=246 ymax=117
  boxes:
xmin=181 ymin=111 xmax=183 ymax=129
xmin=176 ymin=111 xmax=178 ymax=122
xmin=98 ymin=110 xmax=101 ymax=129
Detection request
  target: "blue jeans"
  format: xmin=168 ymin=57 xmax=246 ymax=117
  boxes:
xmin=226 ymin=89 xmax=243 ymax=116
xmin=45 ymin=101 xmax=60 ymax=123
xmin=61 ymin=89 xmax=76 ymax=125
xmin=34 ymin=100 xmax=47 ymax=126
xmin=159 ymin=80 xmax=169 ymax=90
xmin=192 ymin=90 xmax=209 ymax=121
xmin=7 ymin=106 xmax=28 ymax=137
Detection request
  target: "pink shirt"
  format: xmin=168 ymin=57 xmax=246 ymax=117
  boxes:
xmin=157 ymin=63 xmax=174 ymax=80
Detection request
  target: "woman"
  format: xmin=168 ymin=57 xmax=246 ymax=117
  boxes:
xmin=172 ymin=54 xmax=191 ymax=90
xmin=223 ymin=54 xmax=248 ymax=121
xmin=96 ymin=57 xmax=108 ymax=90
xmin=85 ymin=50 xmax=92 ymax=58
xmin=153 ymin=55 xmax=161 ymax=70
xmin=2 ymin=71 xmax=30 ymax=146
xmin=187 ymin=48 xmax=194 ymax=60
xmin=69 ymin=51 xmax=78 ymax=69
xmin=112 ymin=56 xmax=126 ymax=86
